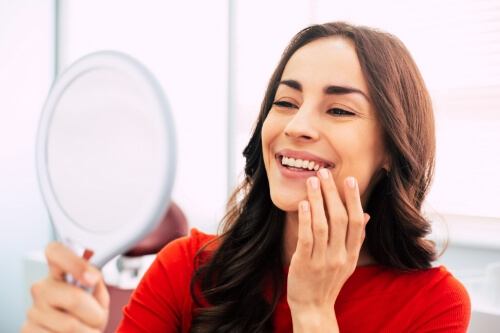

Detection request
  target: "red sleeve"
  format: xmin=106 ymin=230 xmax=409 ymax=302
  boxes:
xmin=116 ymin=228 xmax=213 ymax=333
xmin=409 ymin=268 xmax=471 ymax=333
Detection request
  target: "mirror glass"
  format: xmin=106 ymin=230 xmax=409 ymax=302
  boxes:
xmin=37 ymin=51 xmax=176 ymax=267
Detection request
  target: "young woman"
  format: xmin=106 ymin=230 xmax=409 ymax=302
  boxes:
xmin=23 ymin=22 xmax=470 ymax=333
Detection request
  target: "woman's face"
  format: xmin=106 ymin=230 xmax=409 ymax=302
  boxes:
xmin=262 ymin=37 xmax=389 ymax=212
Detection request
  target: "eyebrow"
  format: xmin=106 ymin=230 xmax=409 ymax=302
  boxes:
xmin=279 ymin=79 xmax=370 ymax=102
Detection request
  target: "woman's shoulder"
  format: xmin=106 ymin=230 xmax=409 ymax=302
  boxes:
xmin=397 ymin=265 xmax=470 ymax=301
xmin=412 ymin=265 xmax=471 ymax=308
xmin=357 ymin=264 xmax=469 ymax=301
xmin=338 ymin=265 xmax=471 ymax=331
xmin=405 ymin=265 xmax=471 ymax=330
xmin=119 ymin=229 xmax=218 ymax=331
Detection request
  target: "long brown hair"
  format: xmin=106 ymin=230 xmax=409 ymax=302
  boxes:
xmin=190 ymin=21 xmax=436 ymax=332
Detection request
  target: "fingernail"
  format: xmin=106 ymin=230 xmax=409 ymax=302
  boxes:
xmin=83 ymin=271 xmax=99 ymax=285
xmin=300 ymin=201 xmax=309 ymax=212
xmin=82 ymin=249 xmax=94 ymax=261
xmin=319 ymin=168 xmax=329 ymax=179
xmin=309 ymin=177 xmax=319 ymax=189
xmin=346 ymin=177 xmax=356 ymax=189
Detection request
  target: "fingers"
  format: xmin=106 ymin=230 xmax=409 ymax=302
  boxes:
xmin=93 ymin=274 xmax=110 ymax=309
xmin=45 ymin=242 xmax=99 ymax=288
xmin=30 ymin=278 xmax=108 ymax=329
xmin=306 ymin=177 xmax=329 ymax=260
xmin=26 ymin=306 xmax=101 ymax=333
xmin=23 ymin=243 xmax=110 ymax=332
xmin=343 ymin=177 xmax=369 ymax=256
xmin=303 ymin=171 xmax=369 ymax=266
xmin=21 ymin=321 xmax=51 ymax=333
xmin=317 ymin=168 xmax=348 ymax=249
xmin=296 ymin=200 xmax=313 ymax=258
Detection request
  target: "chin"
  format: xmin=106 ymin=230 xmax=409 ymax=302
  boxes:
xmin=269 ymin=187 xmax=304 ymax=212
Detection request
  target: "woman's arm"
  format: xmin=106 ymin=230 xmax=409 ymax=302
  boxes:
xmin=287 ymin=169 xmax=369 ymax=332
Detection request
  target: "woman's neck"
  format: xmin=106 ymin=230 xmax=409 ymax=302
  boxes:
xmin=282 ymin=211 xmax=376 ymax=266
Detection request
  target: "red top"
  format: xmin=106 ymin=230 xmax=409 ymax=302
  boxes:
xmin=117 ymin=229 xmax=471 ymax=332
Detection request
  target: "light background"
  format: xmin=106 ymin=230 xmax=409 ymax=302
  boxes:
xmin=1 ymin=0 xmax=499 ymax=331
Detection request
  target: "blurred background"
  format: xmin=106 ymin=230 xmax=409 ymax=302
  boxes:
xmin=1 ymin=0 xmax=499 ymax=331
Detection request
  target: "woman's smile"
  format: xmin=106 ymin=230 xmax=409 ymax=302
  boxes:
xmin=274 ymin=149 xmax=335 ymax=180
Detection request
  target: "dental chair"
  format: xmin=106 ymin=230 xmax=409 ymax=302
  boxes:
xmin=103 ymin=201 xmax=188 ymax=333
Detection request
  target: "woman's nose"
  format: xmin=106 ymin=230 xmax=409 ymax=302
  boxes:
xmin=283 ymin=106 xmax=319 ymax=141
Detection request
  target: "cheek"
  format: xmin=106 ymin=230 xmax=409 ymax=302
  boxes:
xmin=261 ymin=114 xmax=282 ymax=167
xmin=261 ymin=119 xmax=272 ymax=170
xmin=261 ymin=113 xmax=306 ymax=212
xmin=334 ymin=125 xmax=386 ymax=197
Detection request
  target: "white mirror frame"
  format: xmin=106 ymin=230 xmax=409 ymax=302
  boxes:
xmin=36 ymin=51 xmax=176 ymax=267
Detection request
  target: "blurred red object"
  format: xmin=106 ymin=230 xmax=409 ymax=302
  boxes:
xmin=124 ymin=201 xmax=188 ymax=257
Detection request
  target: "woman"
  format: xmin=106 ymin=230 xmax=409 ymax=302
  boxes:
xmin=23 ymin=22 xmax=470 ymax=333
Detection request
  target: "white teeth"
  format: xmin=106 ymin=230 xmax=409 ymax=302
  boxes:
xmin=280 ymin=155 xmax=326 ymax=171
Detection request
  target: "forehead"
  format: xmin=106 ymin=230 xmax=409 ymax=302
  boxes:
xmin=281 ymin=37 xmax=369 ymax=94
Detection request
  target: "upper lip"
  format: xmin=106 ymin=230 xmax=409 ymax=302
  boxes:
xmin=275 ymin=149 xmax=335 ymax=168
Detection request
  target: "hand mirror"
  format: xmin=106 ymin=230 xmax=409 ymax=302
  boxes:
xmin=36 ymin=51 xmax=176 ymax=268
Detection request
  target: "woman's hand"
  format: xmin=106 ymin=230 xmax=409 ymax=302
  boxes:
xmin=287 ymin=168 xmax=370 ymax=332
xmin=21 ymin=242 xmax=110 ymax=333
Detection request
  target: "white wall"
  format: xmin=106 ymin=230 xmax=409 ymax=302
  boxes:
xmin=59 ymin=0 xmax=229 ymax=234
xmin=0 ymin=1 xmax=53 ymax=331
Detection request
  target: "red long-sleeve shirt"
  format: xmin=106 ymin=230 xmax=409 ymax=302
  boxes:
xmin=117 ymin=228 xmax=470 ymax=332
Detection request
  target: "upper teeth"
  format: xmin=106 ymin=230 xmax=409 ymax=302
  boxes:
xmin=281 ymin=156 xmax=322 ymax=171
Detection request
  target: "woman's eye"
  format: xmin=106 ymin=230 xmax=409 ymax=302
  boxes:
xmin=328 ymin=108 xmax=355 ymax=116
xmin=272 ymin=101 xmax=297 ymax=109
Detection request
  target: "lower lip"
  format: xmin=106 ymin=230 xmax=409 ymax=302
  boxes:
xmin=276 ymin=156 xmax=323 ymax=179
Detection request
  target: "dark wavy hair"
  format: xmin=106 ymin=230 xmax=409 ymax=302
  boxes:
xmin=189 ymin=21 xmax=436 ymax=333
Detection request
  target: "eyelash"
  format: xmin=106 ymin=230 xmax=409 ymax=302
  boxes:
xmin=272 ymin=101 xmax=355 ymax=117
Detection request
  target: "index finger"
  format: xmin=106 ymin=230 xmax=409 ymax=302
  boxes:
xmin=45 ymin=242 xmax=99 ymax=287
